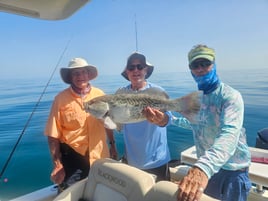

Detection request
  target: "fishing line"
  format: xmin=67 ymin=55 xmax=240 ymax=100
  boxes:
xmin=0 ymin=36 xmax=73 ymax=180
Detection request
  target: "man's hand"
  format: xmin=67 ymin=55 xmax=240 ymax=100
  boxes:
xmin=143 ymin=106 xmax=168 ymax=126
xmin=176 ymin=167 xmax=208 ymax=201
xmin=50 ymin=161 xmax=65 ymax=184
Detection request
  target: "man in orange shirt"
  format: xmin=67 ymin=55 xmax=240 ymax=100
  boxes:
xmin=44 ymin=57 xmax=117 ymax=193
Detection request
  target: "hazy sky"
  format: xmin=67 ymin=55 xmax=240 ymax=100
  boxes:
xmin=1 ymin=0 xmax=268 ymax=79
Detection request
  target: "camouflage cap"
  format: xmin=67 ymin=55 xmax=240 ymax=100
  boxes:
xmin=188 ymin=45 xmax=215 ymax=65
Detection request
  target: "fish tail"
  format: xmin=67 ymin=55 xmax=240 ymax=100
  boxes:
xmin=173 ymin=91 xmax=202 ymax=116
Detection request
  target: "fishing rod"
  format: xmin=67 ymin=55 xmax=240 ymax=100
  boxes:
xmin=0 ymin=36 xmax=73 ymax=181
xmin=135 ymin=13 xmax=138 ymax=52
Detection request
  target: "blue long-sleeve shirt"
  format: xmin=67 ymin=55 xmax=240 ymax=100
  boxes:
xmin=121 ymin=82 xmax=172 ymax=169
xmin=172 ymin=82 xmax=251 ymax=178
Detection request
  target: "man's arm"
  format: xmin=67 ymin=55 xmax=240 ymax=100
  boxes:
xmin=105 ymin=128 xmax=118 ymax=160
xmin=47 ymin=136 xmax=65 ymax=184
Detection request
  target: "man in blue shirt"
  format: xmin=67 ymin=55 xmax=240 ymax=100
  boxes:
xmin=120 ymin=52 xmax=172 ymax=181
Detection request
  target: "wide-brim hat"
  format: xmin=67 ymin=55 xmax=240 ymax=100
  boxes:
xmin=188 ymin=45 xmax=215 ymax=65
xmin=60 ymin=57 xmax=98 ymax=84
xmin=121 ymin=52 xmax=154 ymax=81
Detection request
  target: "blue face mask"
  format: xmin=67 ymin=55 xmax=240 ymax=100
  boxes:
xmin=191 ymin=63 xmax=220 ymax=94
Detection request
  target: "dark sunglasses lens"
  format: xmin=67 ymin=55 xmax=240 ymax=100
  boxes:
xmin=136 ymin=64 xmax=144 ymax=70
xmin=127 ymin=65 xmax=135 ymax=71
xmin=190 ymin=60 xmax=212 ymax=69
xmin=127 ymin=64 xmax=144 ymax=71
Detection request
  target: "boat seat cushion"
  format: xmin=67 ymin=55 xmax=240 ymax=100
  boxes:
xmin=144 ymin=181 xmax=178 ymax=201
xmin=258 ymin=128 xmax=268 ymax=143
xmin=144 ymin=180 xmax=220 ymax=201
xmin=83 ymin=158 xmax=155 ymax=201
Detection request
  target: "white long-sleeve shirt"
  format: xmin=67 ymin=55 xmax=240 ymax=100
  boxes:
xmin=172 ymin=82 xmax=251 ymax=179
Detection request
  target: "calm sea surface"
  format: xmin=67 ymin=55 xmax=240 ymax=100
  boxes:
xmin=0 ymin=68 xmax=267 ymax=200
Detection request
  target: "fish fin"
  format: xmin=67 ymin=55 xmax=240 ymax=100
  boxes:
xmin=115 ymin=87 xmax=169 ymax=99
xmin=175 ymin=91 xmax=202 ymax=117
xmin=103 ymin=117 xmax=117 ymax=130
xmin=143 ymin=88 xmax=169 ymax=99
xmin=115 ymin=87 xmax=132 ymax=94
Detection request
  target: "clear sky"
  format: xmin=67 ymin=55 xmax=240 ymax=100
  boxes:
xmin=1 ymin=0 xmax=268 ymax=79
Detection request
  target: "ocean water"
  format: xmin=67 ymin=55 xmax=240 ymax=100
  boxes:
xmin=0 ymin=68 xmax=267 ymax=200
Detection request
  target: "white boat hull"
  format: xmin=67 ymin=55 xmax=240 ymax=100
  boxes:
xmin=10 ymin=185 xmax=58 ymax=201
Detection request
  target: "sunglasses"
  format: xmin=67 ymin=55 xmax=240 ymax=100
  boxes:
xmin=189 ymin=60 xmax=213 ymax=70
xmin=127 ymin=64 xmax=145 ymax=71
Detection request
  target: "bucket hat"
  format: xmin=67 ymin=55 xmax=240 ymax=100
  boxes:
xmin=60 ymin=57 xmax=98 ymax=84
xmin=121 ymin=52 xmax=154 ymax=81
